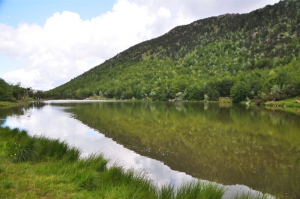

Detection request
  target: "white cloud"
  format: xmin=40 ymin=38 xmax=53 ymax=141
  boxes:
xmin=1 ymin=0 xmax=279 ymax=90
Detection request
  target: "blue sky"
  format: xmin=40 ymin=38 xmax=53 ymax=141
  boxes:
xmin=0 ymin=0 xmax=115 ymax=27
xmin=0 ymin=0 xmax=280 ymax=90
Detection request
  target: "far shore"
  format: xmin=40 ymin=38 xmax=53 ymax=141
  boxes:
xmin=1 ymin=96 xmax=300 ymax=115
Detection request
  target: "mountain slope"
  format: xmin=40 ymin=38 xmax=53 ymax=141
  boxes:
xmin=46 ymin=0 xmax=300 ymax=102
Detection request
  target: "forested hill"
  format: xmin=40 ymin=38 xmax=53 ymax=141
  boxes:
xmin=0 ymin=78 xmax=35 ymax=102
xmin=46 ymin=0 xmax=300 ymax=103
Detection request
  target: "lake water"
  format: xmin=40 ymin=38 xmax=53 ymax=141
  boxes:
xmin=1 ymin=100 xmax=299 ymax=199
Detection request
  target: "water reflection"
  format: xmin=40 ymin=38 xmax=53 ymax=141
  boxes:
xmin=58 ymin=101 xmax=299 ymax=199
xmin=1 ymin=101 xmax=299 ymax=198
xmin=1 ymin=104 xmax=197 ymax=188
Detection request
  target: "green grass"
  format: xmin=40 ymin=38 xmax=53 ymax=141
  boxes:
xmin=0 ymin=100 xmax=30 ymax=109
xmin=164 ymin=182 xmax=225 ymax=199
xmin=234 ymin=192 xmax=272 ymax=199
xmin=263 ymin=97 xmax=300 ymax=115
xmin=0 ymin=101 xmax=18 ymax=108
xmin=0 ymin=164 xmax=5 ymax=173
xmin=219 ymin=97 xmax=232 ymax=104
xmin=0 ymin=126 xmax=273 ymax=199
xmin=264 ymin=97 xmax=300 ymax=108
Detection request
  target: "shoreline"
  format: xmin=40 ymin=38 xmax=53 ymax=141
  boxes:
xmin=0 ymin=100 xmax=30 ymax=109
xmin=263 ymin=97 xmax=300 ymax=108
xmin=1 ymin=96 xmax=299 ymax=114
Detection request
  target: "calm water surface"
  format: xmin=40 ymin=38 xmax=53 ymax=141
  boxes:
xmin=1 ymin=100 xmax=299 ymax=198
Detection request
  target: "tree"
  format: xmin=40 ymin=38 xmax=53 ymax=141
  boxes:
xmin=216 ymin=78 xmax=234 ymax=97
xmin=0 ymin=78 xmax=13 ymax=101
xmin=186 ymin=84 xmax=205 ymax=100
xmin=121 ymin=87 xmax=134 ymax=99
xmin=230 ymin=82 xmax=250 ymax=103
xmin=12 ymin=83 xmax=27 ymax=100
xmin=205 ymin=82 xmax=220 ymax=101
xmin=206 ymin=88 xmax=220 ymax=101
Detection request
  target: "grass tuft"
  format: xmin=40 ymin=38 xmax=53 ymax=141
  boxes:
xmin=3 ymin=180 xmax=14 ymax=189
xmin=234 ymin=192 xmax=272 ymax=199
xmin=4 ymin=132 xmax=80 ymax=163
xmin=0 ymin=164 xmax=5 ymax=173
xmin=157 ymin=185 xmax=175 ymax=199
xmin=6 ymin=139 xmax=33 ymax=163
xmin=174 ymin=181 xmax=224 ymax=199
xmin=78 ymin=171 xmax=100 ymax=191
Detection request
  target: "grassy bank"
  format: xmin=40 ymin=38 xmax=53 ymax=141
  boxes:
xmin=263 ymin=97 xmax=300 ymax=115
xmin=0 ymin=127 xmax=273 ymax=199
xmin=264 ymin=97 xmax=300 ymax=108
xmin=0 ymin=100 xmax=30 ymax=109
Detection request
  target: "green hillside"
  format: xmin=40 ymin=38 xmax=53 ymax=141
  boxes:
xmin=46 ymin=0 xmax=300 ymax=103
xmin=0 ymin=79 xmax=33 ymax=103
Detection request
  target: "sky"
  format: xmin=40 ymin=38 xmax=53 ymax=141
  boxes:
xmin=0 ymin=0 xmax=280 ymax=91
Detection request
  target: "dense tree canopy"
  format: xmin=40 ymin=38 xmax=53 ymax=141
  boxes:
xmin=230 ymin=82 xmax=251 ymax=103
xmin=0 ymin=79 xmax=13 ymax=101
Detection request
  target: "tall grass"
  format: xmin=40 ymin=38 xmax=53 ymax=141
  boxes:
xmin=157 ymin=182 xmax=224 ymax=199
xmin=2 ymin=127 xmax=80 ymax=163
xmin=234 ymin=192 xmax=273 ymax=199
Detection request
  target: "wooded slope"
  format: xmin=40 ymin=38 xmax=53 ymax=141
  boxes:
xmin=46 ymin=0 xmax=300 ymax=103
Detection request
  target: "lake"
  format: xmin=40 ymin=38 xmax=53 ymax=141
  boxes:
xmin=1 ymin=100 xmax=299 ymax=198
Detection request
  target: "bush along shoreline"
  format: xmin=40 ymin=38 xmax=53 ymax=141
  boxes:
xmin=0 ymin=126 xmax=273 ymax=199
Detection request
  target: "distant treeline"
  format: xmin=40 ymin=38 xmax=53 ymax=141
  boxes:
xmin=0 ymin=78 xmax=44 ymax=101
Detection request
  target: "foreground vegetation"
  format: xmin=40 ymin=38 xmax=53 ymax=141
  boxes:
xmin=0 ymin=126 xmax=274 ymax=199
